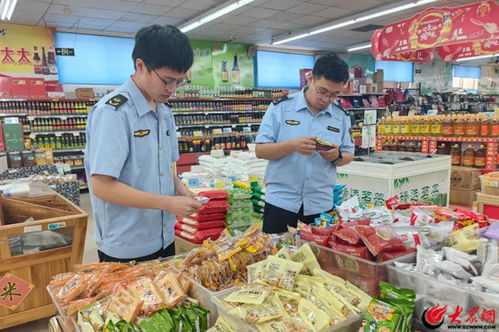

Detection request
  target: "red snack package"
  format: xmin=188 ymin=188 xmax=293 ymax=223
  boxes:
xmin=379 ymin=247 xmax=416 ymax=262
xmin=299 ymin=231 xmax=329 ymax=247
xmin=333 ymin=227 xmax=363 ymax=246
xmin=176 ymin=218 xmax=225 ymax=230
xmin=454 ymin=208 xmax=488 ymax=224
xmin=198 ymin=190 xmax=229 ymax=199
xmin=198 ymin=199 xmax=229 ymax=214
xmin=385 ymin=196 xmax=402 ymax=210
xmin=175 ymin=228 xmax=224 ymax=244
xmin=311 ymin=224 xmax=340 ymax=236
xmin=329 ymin=242 xmax=373 ymax=260
xmin=186 ymin=213 xmax=226 ymax=222
xmin=353 ymin=225 xmax=406 ymax=256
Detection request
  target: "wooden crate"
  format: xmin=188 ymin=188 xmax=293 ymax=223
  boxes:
xmin=0 ymin=193 xmax=88 ymax=330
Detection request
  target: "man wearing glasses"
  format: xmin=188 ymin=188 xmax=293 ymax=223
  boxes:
xmin=85 ymin=25 xmax=202 ymax=262
xmin=255 ymin=53 xmax=354 ymax=233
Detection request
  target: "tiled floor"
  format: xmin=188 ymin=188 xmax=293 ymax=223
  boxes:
xmin=4 ymin=193 xmax=96 ymax=332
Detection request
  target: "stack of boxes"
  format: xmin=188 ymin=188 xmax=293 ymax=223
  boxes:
xmin=175 ymin=190 xmax=228 ymax=253
xmin=449 ymin=166 xmax=482 ymax=207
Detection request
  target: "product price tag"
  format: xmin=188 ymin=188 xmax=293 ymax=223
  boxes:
xmin=213 ymin=128 xmax=223 ymax=135
xmin=363 ymin=110 xmax=377 ymax=125
xmin=427 ymin=109 xmax=438 ymax=115
xmin=223 ymin=128 xmax=232 ymax=133
xmin=242 ymin=127 xmax=251 ymax=132
xmin=55 ymin=132 xmax=62 ymax=137
xmin=392 ymin=111 xmax=400 ymax=117
xmin=188 ymin=178 xmax=201 ymax=187
xmin=215 ymin=180 xmax=226 ymax=188
xmin=193 ymin=131 xmax=203 ymax=137
xmin=486 ymin=112 xmax=495 ymax=119
xmin=60 ymin=116 xmax=67 ymax=121
xmin=74 ymin=132 xmax=80 ymax=136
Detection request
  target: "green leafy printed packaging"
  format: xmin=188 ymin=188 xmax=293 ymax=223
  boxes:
xmin=363 ymin=298 xmax=404 ymax=332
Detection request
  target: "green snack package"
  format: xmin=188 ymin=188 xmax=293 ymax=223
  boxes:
xmin=363 ymin=298 xmax=403 ymax=332
xmin=151 ymin=311 xmax=173 ymax=332
xmin=104 ymin=320 xmax=118 ymax=332
xmin=178 ymin=306 xmax=194 ymax=332
xmin=183 ymin=306 xmax=201 ymax=332
xmin=191 ymin=305 xmax=210 ymax=331
xmin=159 ymin=309 xmax=175 ymax=331
xmin=379 ymin=281 xmax=416 ymax=302
xmin=383 ymin=298 xmax=416 ymax=332
xmin=138 ymin=320 xmax=161 ymax=332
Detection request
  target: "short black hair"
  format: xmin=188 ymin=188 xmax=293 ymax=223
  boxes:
xmin=132 ymin=24 xmax=194 ymax=73
xmin=312 ymin=53 xmax=349 ymax=83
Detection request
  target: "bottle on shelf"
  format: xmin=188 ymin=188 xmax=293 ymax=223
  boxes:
xmin=453 ymin=114 xmax=466 ymax=137
xmin=462 ymin=144 xmax=475 ymax=167
xmin=436 ymin=143 xmax=446 ymax=155
xmin=450 ymin=144 xmax=461 ymax=166
xmin=410 ymin=116 xmax=420 ymax=136
xmin=32 ymin=46 xmax=42 ymax=74
xmin=465 ymin=115 xmax=479 ymax=137
xmin=431 ymin=115 xmax=442 ymax=137
xmin=392 ymin=117 xmax=400 ymax=136
xmin=492 ymin=116 xmax=499 ymax=137
xmin=474 ymin=144 xmax=486 ymax=169
xmin=441 ymin=115 xmax=452 ymax=136
xmin=420 ymin=116 xmax=431 ymax=136
xmin=400 ymin=117 xmax=411 ymax=136
xmin=480 ymin=114 xmax=491 ymax=137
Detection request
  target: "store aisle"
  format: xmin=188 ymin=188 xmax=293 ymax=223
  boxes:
xmin=3 ymin=193 xmax=95 ymax=332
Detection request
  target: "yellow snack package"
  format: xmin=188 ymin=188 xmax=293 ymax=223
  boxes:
xmin=230 ymin=294 xmax=286 ymax=324
xmin=208 ymin=316 xmax=236 ymax=332
xmin=298 ymin=299 xmax=330 ymax=332
xmin=290 ymin=243 xmax=320 ymax=275
xmin=225 ymin=285 xmax=271 ymax=305
xmin=261 ymin=256 xmax=303 ymax=291
xmin=273 ymin=289 xmax=302 ymax=316
xmin=154 ymin=271 xmax=187 ymax=308
xmin=256 ymin=320 xmax=290 ymax=332
xmin=247 ymin=260 xmax=267 ymax=284
xmin=446 ymin=224 xmax=488 ymax=253
xmin=308 ymin=287 xmax=346 ymax=325
xmin=275 ymin=247 xmax=291 ymax=260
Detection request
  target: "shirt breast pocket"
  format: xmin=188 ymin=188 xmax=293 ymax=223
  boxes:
xmin=132 ymin=127 xmax=156 ymax=162
xmin=318 ymin=123 xmax=343 ymax=147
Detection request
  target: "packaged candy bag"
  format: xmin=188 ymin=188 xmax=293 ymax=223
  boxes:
xmin=482 ymin=222 xmax=499 ymax=241
xmin=225 ymin=285 xmax=271 ymax=305
xmin=290 ymin=243 xmax=321 ymax=275
xmin=329 ymin=242 xmax=373 ymax=260
xmin=299 ymin=231 xmax=329 ymax=247
xmin=354 ymin=225 xmax=406 ymax=257
xmin=333 ymin=227 xmax=363 ymax=246
xmin=362 ymin=298 xmax=404 ymax=332
xmin=198 ymin=190 xmax=229 ymax=199
xmin=260 ymin=256 xmax=303 ymax=291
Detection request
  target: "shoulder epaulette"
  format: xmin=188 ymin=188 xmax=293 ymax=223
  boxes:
xmin=105 ymin=94 xmax=127 ymax=109
xmin=272 ymin=95 xmax=293 ymax=105
xmin=337 ymin=104 xmax=350 ymax=116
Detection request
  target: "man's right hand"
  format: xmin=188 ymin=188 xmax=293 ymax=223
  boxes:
xmin=164 ymin=196 xmax=202 ymax=217
xmin=289 ymin=136 xmax=317 ymax=155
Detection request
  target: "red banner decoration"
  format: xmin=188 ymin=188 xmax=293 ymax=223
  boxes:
xmin=372 ymin=0 xmax=499 ymax=61
xmin=371 ymin=30 xmax=435 ymax=62
xmin=438 ymin=39 xmax=499 ymax=61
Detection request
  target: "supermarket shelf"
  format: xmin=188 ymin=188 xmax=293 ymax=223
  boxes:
xmin=172 ymin=110 xmax=266 ymax=115
xmin=54 ymin=148 xmax=85 ymax=153
xmin=0 ymin=98 xmax=97 ymax=102
xmin=177 ymin=122 xmax=260 ymax=129
xmin=0 ymin=113 xmax=27 ymax=117
xmin=339 ymin=93 xmax=386 ymax=97
xmin=71 ymin=166 xmax=85 ymax=171
xmin=179 ymin=132 xmax=257 ymax=139
xmin=347 ymin=107 xmax=387 ymax=111
xmin=378 ymin=136 xmax=499 ymax=143
xmin=169 ymin=98 xmax=274 ymax=102
xmin=29 ymin=130 xmax=85 ymax=136
xmin=28 ymin=114 xmax=87 ymax=119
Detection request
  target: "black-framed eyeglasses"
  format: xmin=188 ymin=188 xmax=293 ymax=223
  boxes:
xmin=314 ymin=84 xmax=338 ymax=101
xmin=152 ymin=69 xmax=186 ymax=89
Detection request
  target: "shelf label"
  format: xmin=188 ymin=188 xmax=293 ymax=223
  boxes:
xmin=74 ymin=132 xmax=80 ymax=136
xmin=427 ymin=109 xmax=438 ymax=115
xmin=48 ymin=222 xmax=66 ymax=230
xmin=223 ymin=128 xmax=232 ymax=133
xmin=213 ymin=128 xmax=223 ymax=135
xmin=24 ymin=225 xmax=42 ymax=233
xmin=193 ymin=131 xmax=203 ymax=137
xmin=60 ymin=116 xmax=67 ymax=121
xmin=55 ymin=132 xmax=62 ymax=137
xmin=242 ymin=127 xmax=251 ymax=132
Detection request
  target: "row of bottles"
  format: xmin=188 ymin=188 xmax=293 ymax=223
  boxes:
xmin=378 ymin=114 xmax=499 ymax=137
xmin=32 ymin=46 xmax=57 ymax=75
xmin=170 ymin=101 xmax=270 ymax=112
xmin=30 ymin=118 xmax=87 ymax=132
xmin=54 ymin=154 xmax=84 ymax=167
xmin=175 ymin=113 xmax=263 ymax=126
xmin=382 ymin=141 xmax=422 ymax=152
xmin=174 ymin=87 xmax=285 ymax=99
xmin=0 ymin=101 xmax=91 ymax=115
xmin=448 ymin=144 xmax=488 ymax=168
xmin=178 ymin=135 xmax=249 ymax=154
xmin=178 ymin=125 xmax=260 ymax=138
xmin=30 ymin=134 xmax=86 ymax=150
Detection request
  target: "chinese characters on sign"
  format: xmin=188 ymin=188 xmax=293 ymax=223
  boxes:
xmin=0 ymin=273 xmax=34 ymax=310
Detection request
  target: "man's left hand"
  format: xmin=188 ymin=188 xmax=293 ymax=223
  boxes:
xmin=319 ymin=144 xmax=340 ymax=161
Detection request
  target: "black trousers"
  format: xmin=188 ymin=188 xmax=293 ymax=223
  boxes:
xmin=97 ymin=242 xmax=175 ymax=263
xmin=263 ymin=202 xmax=332 ymax=234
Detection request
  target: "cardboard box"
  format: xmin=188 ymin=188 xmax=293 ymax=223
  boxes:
xmin=76 ymin=88 xmax=95 ymax=99
xmin=373 ymin=70 xmax=384 ymax=91
xmin=450 ymin=189 xmax=479 ymax=207
xmin=10 ymin=78 xmax=29 ymax=97
xmin=451 ymin=166 xmax=482 ymax=190
xmin=2 ymin=123 xmax=24 ymax=152
xmin=174 ymin=235 xmax=201 ymax=254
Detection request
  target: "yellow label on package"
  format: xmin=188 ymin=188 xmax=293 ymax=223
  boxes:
xmin=249 ymin=175 xmax=259 ymax=182
xmin=225 ymin=285 xmax=270 ymax=305
xmin=290 ymin=243 xmax=320 ymax=275
xmin=261 ymin=256 xmax=303 ymax=291
xmin=215 ymin=181 xmax=226 ymax=188
xmin=298 ymin=299 xmax=330 ymax=331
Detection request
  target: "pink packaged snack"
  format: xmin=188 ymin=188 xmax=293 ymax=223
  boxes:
xmin=176 ymin=218 xmax=225 ymax=230
xmin=185 ymin=213 xmax=226 ymax=222
xmin=198 ymin=190 xmax=229 ymax=199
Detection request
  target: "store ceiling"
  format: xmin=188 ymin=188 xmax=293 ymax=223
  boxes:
xmin=11 ymin=0 xmax=477 ymax=53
